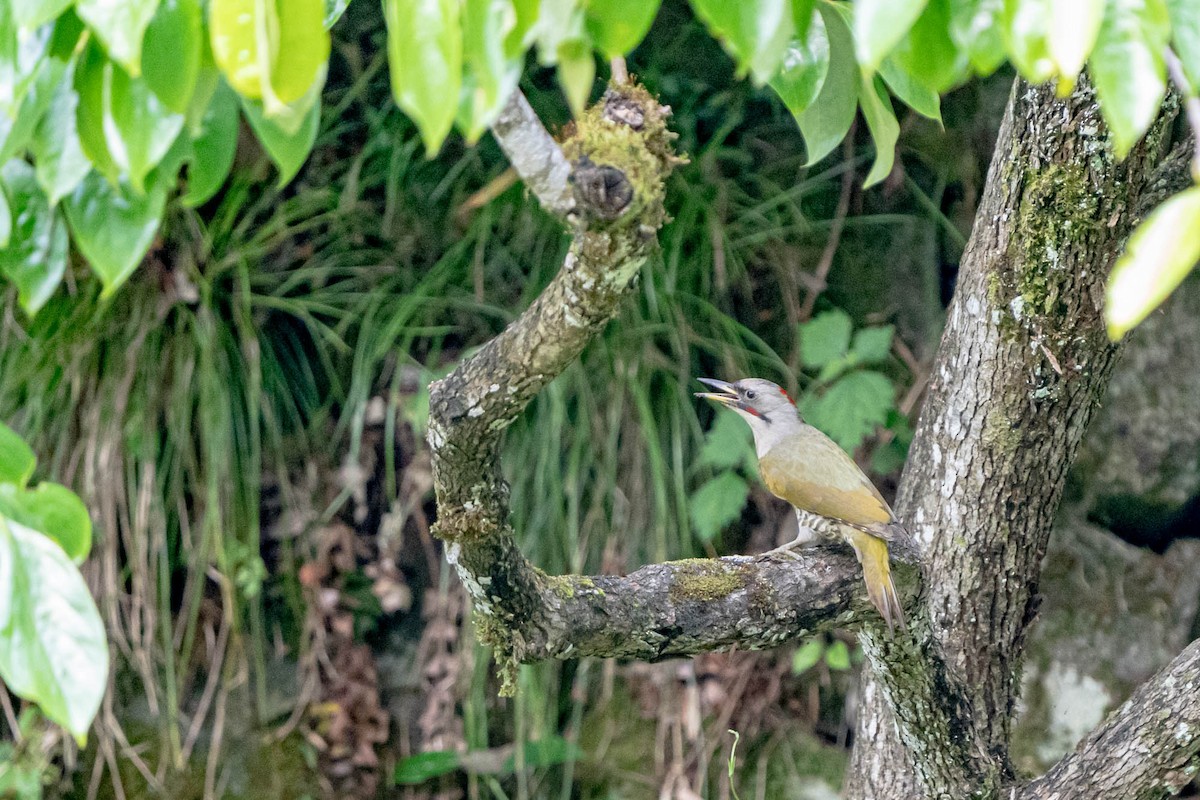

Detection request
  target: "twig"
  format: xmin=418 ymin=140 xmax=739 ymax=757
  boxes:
xmin=490 ymin=91 xmax=576 ymax=217
xmin=455 ymin=167 xmax=519 ymax=222
xmin=611 ymin=56 xmax=629 ymax=86
xmin=1164 ymin=48 xmax=1200 ymax=183
xmin=797 ymin=131 xmax=857 ymax=322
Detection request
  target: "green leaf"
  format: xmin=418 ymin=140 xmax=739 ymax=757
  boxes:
xmin=791 ymin=638 xmax=823 ymax=673
xmin=10 ymin=0 xmax=72 ymax=30
xmin=1106 ymin=186 xmax=1200 ymax=338
xmin=1091 ymin=0 xmax=1169 ymax=158
xmin=325 ymin=0 xmax=351 ymax=28
xmin=850 ymin=325 xmax=894 ymax=363
xmin=63 ymin=170 xmax=166 ymax=296
xmin=458 ymin=0 xmax=522 ymax=142
xmin=0 ymin=516 xmax=108 ymax=745
xmin=690 ymin=0 xmax=795 ymax=85
xmin=889 ymin=0 xmax=968 ymax=94
xmin=0 ymin=483 xmax=91 ymax=563
xmin=31 ymin=60 xmax=92 ymax=206
xmin=859 ymin=75 xmax=898 ymax=188
xmin=950 ymin=0 xmax=1005 ymax=74
xmin=1168 ymin=0 xmax=1200 ymax=90
xmin=697 ymin=411 xmax=757 ymax=474
xmin=75 ymin=0 xmax=161 ymax=75
xmin=798 ymin=309 xmax=852 ymax=368
xmin=0 ymin=159 xmax=68 ymax=315
xmin=555 ymin=39 xmax=595 ymax=116
xmin=269 ymin=0 xmax=329 ymax=106
xmin=1001 ymin=0 xmax=1054 ymax=81
xmin=393 ymin=751 xmax=461 ymax=785
xmin=1048 ymin=0 xmax=1103 ymax=91
xmin=105 ymin=59 xmax=187 ymax=193
xmin=585 ymin=0 xmax=660 ymax=57
xmin=791 ymin=0 xmax=815 ymax=41
xmin=801 ymin=370 xmax=895 ymax=451
xmin=824 ymin=639 xmax=851 ymax=670
xmin=141 ymin=0 xmax=202 ymax=113
xmin=74 ymin=41 xmax=118 ymax=178
xmin=0 ymin=10 xmax=52 ymax=116
xmin=242 ymin=92 xmax=319 ymax=187
xmin=533 ymin=0 xmax=593 ymax=115
xmin=853 ymin=0 xmax=928 ymax=71
xmin=506 ymin=0 xmax=538 ymax=57
xmin=689 ymin=472 xmax=750 ymax=542
xmin=502 ymin=736 xmax=583 ymax=771
xmin=0 ymin=422 xmax=36 ymax=487
xmin=879 ymin=56 xmax=941 ymax=123
xmin=796 ymin=3 xmax=856 ymax=166
xmin=209 ymin=0 xmax=264 ymax=97
xmin=769 ymin=9 xmax=830 ymax=117
xmin=183 ymin=80 xmax=238 ymax=205
xmin=0 ymin=38 xmax=65 ymax=163
xmin=384 ymin=0 xmax=463 ymax=155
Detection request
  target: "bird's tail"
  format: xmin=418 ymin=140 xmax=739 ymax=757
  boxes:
xmin=845 ymin=528 xmax=906 ymax=636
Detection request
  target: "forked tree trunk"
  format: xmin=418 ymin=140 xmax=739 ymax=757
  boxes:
xmin=846 ymin=78 xmax=1184 ymax=798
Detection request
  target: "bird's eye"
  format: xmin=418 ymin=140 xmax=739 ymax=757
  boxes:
xmin=744 ymin=390 xmax=757 ymax=400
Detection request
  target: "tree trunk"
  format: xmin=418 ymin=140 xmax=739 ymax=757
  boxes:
xmin=846 ymin=77 xmax=1181 ymax=798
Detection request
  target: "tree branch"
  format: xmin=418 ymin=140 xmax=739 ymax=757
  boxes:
xmin=1020 ymin=637 xmax=1200 ymax=800
xmin=490 ymin=90 xmax=576 ymax=218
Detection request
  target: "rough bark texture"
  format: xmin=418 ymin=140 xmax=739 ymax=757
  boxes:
xmin=1019 ymin=638 xmax=1200 ymax=800
xmin=490 ymin=91 xmax=577 ymax=218
xmin=846 ymin=78 xmax=1181 ymax=799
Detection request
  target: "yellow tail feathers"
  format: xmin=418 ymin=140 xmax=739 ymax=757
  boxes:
xmin=845 ymin=528 xmax=906 ymax=635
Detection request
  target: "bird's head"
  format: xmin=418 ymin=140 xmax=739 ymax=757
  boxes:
xmin=695 ymin=377 xmax=802 ymax=447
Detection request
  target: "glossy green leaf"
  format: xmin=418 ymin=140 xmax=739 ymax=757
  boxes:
xmin=555 ymin=39 xmax=595 ymax=117
xmin=799 ymin=309 xmax=852 ymax=368
xmin=325 ymin=0 xmax=351 ymax=28
xmin=796 ymin=3 xmax=856 ymax=165
xmin=690 ymin=0 xmax=794 ymax=84
xmin=76 ymin=0 xmax=160 ymax=75
xmin=9 ymin=0 xmax=72 ymax=30
xmin=31 ymin=60 xmax=92 ymax=206
xmin=1106 ymin=186 xmax=1200 ymax=338
xmin=268 ymin=0 xmax=329 ymax=106
xmin=393 ymin=751 xmax=460 ymax=785
xmin=801 ymin=370 xmax=894 ymax=452
xmin=1001 ymin=0 xmax=1054 ymax=81
xmin=183 ymin=80 xmax=238 ymax=205
xmin=879 ymin=56 xmax=941 ymax=122
xmin=209 ymin=0 xmax=263 ymax=97
xmin=242 ymin=93 xmax=319 ymax=186
xmin=850 ymin=325 xmax=894 ymax=363
xmin=0 ymin=515 xmax=108 ymax=745
xmin=689 ymin=471 xmax=750 ymax=542
xmin=791 ymin=639 xmax=823 ymax=673
xmin=0 ymin=10 xmax=52 ymax=116
xmin=0 ymin=160 xmax=67 ymax=315
xmin=1091 ymin=0 xmax=1169 ymax=158
xmin=505 ymin=0 xmax=538 ymax=57
xmin=0 ymin=483 xmax=91 ymax=563
xmin=73 ymin=42 xmax=118 ymax=178
xmin=141 ymin=0 xmax=202 ymax=113
xmin=585 ymin=0 xmax=660 ymax=57
xmin=950 ymin=0 xmax=1006 ymax=74
xmin=1168 ymin=0 xmax=1200 ymax=90
xmin=859 ymin=74 xmax=899 ymax=187
xmin=0 ymin=422 xmax=35 ymax=487
xmin=0 ymin=40 xmax=65 ymax=163
xmin=791 ymin=0 xmax=815 ymax=40
xmin=105 ymin=62 xmax=186 ymax=193
xmin=384 ymin=0 xmax=462 ymax=155
xmin=1048 ymin=0 xmax=1103 ymax=91
xmin=458 ymin=0 xmax=521 ymax=141
xmin=63 ymin=171 xmax=166 ymax=295
xmin=890 ymin=0 xmax=968 ymax=93
xmin=769 ymin=8 xmax=830 ymax=117
xmin=853 ymin=0 xmax=928 ymax=71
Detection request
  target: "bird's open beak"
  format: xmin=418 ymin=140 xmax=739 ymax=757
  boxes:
xmin=694 ymin=378 xmax=746 ymax=411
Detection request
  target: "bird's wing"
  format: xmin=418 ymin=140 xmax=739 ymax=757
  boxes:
xmin=759 ymin=429 xmax=895 ymax=528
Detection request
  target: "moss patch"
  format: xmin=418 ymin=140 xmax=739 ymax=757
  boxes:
xmin=668 ymin=559 xmax=745 ymax=602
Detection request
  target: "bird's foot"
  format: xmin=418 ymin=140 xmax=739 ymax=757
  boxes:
xmin=757 ymin=531 xmax=818 ymax=560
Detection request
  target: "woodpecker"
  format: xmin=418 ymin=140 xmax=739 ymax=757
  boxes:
xmin=695 ymin=377 xmax=906 ymax=633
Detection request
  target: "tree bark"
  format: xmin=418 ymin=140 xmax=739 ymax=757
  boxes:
xmin=846 ymin=77 xmax=1182 ymax=798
